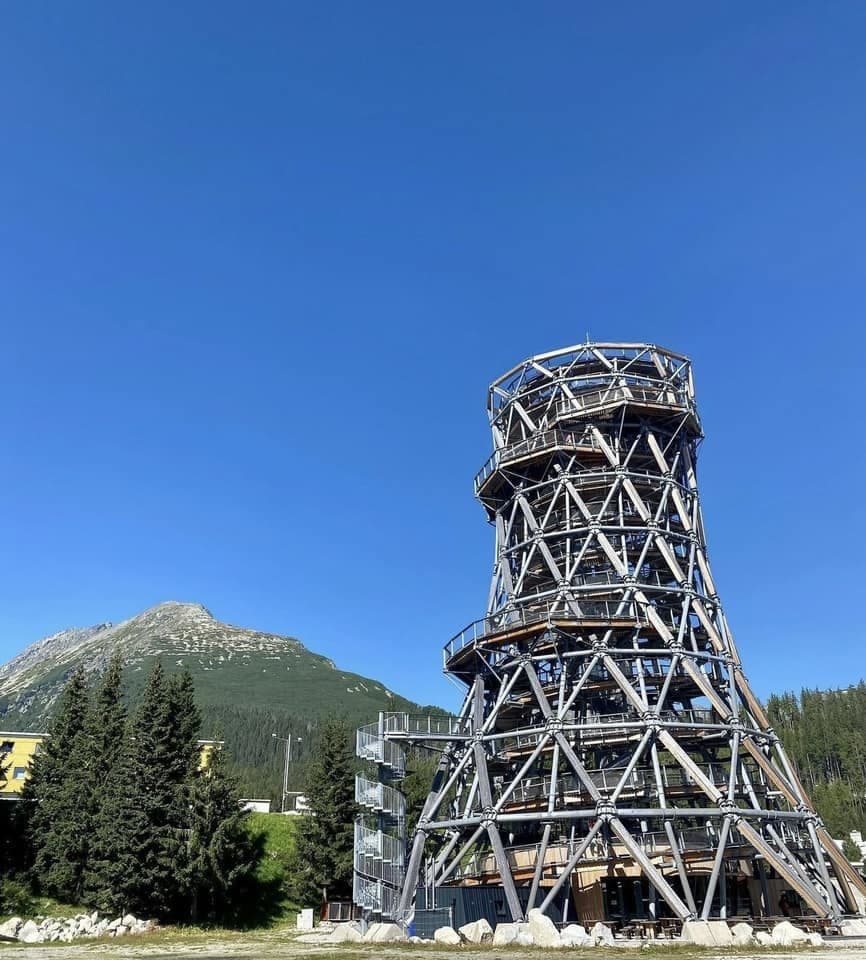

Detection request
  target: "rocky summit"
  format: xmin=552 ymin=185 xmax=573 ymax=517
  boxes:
xmin=0 ymin=600 xmax=419 ymax=731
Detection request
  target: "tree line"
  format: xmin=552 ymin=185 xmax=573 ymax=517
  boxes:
xmin=2 ymin=658 xmax=263 ymax=925
xmin=767 ymin=682 xmax=866 ymax=840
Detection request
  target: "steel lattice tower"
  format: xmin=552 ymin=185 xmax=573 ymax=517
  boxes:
xmin=355 ymin=342 xmax=866 ymax=927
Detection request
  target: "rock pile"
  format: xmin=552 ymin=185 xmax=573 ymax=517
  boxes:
xmin=433 ymin=911 xmax=617 ymax=948
xmin=683 ymin=918 xmax=823 ymax=948
xmin=302 ymin=912 xmax=831 ymax=949
xmin=0 ymin=912 xmax=155 ymax=943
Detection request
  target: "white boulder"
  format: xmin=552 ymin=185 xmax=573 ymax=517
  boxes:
xmin=0 ymin=918 xmax=23 ymax=940
xmin=840 ymin=919 xmax=866 ymax=936
xmin=756 ymin=931 xmax=774 ymax=946
xmin=363 ymin=922 xmax=405 ymax=943
xmin=459 ymin=918 xmax=493 ymax=944
xmin=329 ymin=924 xmax=363 ymax=943
xmin=807 ymin=932 xmax=825 ymax=946
xmin=18 ymin=921 xmax=43 ymax=944
xmin=561 ymin=923 xmax=592 ymax=946
xmin=680 ymin=919 xmax=732 ymax=946
xmin=731 ymin=921 xmax=754 ymax=945
xmin=433 ymin=926 xmax=461 ymax=945
xmin=591 ymin=920 xmax=617 ymax=946
xmin=493 ymin=922 xmax=521 ymax=945
xmin=528 ymin=908 xmax=562 ymax=947
xmin=772 ymin=920 xmax=810 ymax=945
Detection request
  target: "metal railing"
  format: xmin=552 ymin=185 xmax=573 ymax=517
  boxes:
xmin=379 ymin=713 xmax=472 ymax=738
xmin=474 ymin=428 xmax=600 ymax=493
xmin=554 ymin=383 xmax=689 ymax=417
xmin=500 ymin=759 xmax=754 ymax=807
xmin=355 ymin=775 xmax=407 ymax=818
xmin=450 ymin=824 xmax=738 ymax=881
xmin=356 ymin=726 xmax=406 ymax=776
xmin=355 ymin=822 xmax=405 ymax=862
xmin=353 ymin=874 xmax=399 ymax=917
xmin=445 ymin=597 xmax=642 ymax=662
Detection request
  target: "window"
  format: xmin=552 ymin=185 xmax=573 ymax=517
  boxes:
xmin=0 ymin=741 xmax=13 ymax=754
xmin=12 ymin=767 xmax=26 ymax=780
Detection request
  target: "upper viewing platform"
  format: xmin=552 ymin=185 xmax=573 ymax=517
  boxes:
xmin=486 ymin=342 xmax=701 ymax=449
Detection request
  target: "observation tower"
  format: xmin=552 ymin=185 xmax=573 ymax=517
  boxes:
xmin=354 ymin=342 xmax=866 ymax=929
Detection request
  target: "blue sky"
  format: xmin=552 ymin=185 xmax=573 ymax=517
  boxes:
xmin=2 ymin=3 xmax=864 ymax=711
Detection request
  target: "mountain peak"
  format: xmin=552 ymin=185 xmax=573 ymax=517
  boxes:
xmin=0 ymin=602 xmax=418 ymax=731
xmin=134 ymin=600 xmax=215 ymax=621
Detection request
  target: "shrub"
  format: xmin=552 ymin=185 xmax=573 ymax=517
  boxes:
xmin=0 ymin=879 xmax=34 ymax=916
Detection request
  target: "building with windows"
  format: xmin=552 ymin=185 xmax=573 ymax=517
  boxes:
xmin=0 ymin=731 xmax=222 ymax=797
xmin=0 ymin=731 xmax=47 ymax=796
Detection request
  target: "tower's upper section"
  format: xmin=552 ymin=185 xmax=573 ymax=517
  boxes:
xmin=455 ymin=340 xmax=714 ymax=667
xmin=487 ymin=341 xmax=700 ymax=448
xmin=474 ymin=342 xmax=702 ymax=510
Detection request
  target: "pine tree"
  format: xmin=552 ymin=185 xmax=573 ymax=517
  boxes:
xmin=24 ymin=667 xmax=92 ymax=901
xmin=293 ymin=718 xmax=356 ymax=905
xmin=186 ymin=747 xmax=261 ymax=924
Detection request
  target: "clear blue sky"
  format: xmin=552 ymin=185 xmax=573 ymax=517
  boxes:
xmin=2 ymin=3 xmax=864 ymax=711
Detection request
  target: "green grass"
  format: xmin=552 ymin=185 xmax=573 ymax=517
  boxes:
xmin=246 ymin=812 xmax=304 ymax=926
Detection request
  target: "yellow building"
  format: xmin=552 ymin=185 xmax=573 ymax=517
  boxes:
xmin=0 ymin=731 xmax=47 ymax=795
xmin=0 ymin=732 xmax=222 ymax=796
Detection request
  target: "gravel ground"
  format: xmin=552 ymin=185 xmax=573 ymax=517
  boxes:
xmin=4 ymin=933 xmax=866 ymax=960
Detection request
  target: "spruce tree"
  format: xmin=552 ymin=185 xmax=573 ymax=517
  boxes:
xmin=85 ymin=720 xmax=146 ymax=913
xmin=25 ymin=667 xmax=92 ymax=902
xmin=163 ymin=669 xmax=202 ymax=918
xmin=89 ymin=655 xmax=127 ymax=770
xmin=165 ymin=670 xmax=202 ymax=781
xmin=89 ymin=663 xmax=182 ymax=918
xmin=83 ymin=656 xmax=129 ymax=907
xmin=293 ymin=718 xmax=356 ymax=905
xmin=186 ymin=747 xmax=261 ymax=924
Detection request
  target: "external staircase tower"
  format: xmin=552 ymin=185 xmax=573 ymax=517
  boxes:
xmin=354 ymin=342 xmax=866 ymax=927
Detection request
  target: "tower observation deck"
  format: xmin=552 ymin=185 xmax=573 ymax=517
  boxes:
xmin=354 ymin=342 xmax=866 ymax=930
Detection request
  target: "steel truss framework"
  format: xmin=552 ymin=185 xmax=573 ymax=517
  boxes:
xmin=355 ymin=342 xmax=866 ymax=926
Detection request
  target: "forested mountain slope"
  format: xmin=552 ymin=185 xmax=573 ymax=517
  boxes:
xmin=768 ymin=683 xmax=866 ymax=838
xmin=0 ymin=602 xmax=434 ymax=800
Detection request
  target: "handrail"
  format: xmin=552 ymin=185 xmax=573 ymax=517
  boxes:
xmin=489 ymin=378 xmax=694 ymax=430
xmin=501 ymin=758 xmax=754 ymax=806
xmin=451 ymin=824 xmax=744 ymax=881
xmin=355 ymin=775 xmax=407 ymax=818
xmin=380 ymin=713 xmax=471 ymax=738
xmin=552 ymin=383 xmax=691 ymax=420
xmin=353 ymin=875 xmax=400 ymax=917
xmin=445 ymin=597 xmax=642 ymax=662
xmin=474 ymin=428 xmax=599 ymax=493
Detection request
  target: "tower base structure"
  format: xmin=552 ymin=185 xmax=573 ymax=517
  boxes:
xmin=353 ymin=343 xmax=866 ymax=932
